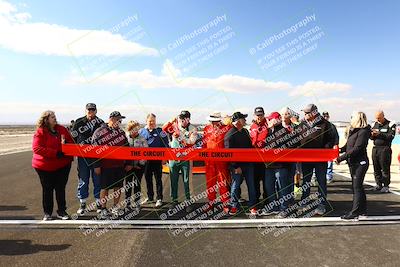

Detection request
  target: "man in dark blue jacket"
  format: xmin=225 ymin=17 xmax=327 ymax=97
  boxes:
xmin=139 ymin=113 xmax=169 ymax=207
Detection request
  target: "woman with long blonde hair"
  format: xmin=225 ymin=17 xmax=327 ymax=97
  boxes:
xmin=32 ymin=111 xmax=74 ymax=220
xmin=336 ymin=111 xmax=371 ymax=220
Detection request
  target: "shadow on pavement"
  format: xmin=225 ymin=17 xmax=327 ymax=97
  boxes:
xmin=0 ymin=240 xmax=71 ymax=255
xmin=0 ymin=205 xmax=27 ymax=212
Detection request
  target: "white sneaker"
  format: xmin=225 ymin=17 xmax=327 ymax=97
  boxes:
xmin=140 ymin=197 xmax=149 ymax=205
xmin=238 ymin=198 xmax=246 ymax=203
xmin=110 ymin=206 xmax=120 ymax=216
xmin=259 ymin=209 xmax=279 ymax=216
xmin=77 ymin=203 xmax=86 ymax=215
xmin=380 ymin=186 xmax=390 ymax=193
xmin=99 ymin=209 xmax=110 ymax=220
xmin=314 ymin=205 xmax=326 ymax=215
xmin=135 ymin=206 xmax=141 ymax=214
xmin=155 ymin=199 xmax=163 ymax=207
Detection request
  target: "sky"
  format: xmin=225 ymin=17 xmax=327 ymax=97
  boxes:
xmin=0 ymin=0 xmax=399 ymax=124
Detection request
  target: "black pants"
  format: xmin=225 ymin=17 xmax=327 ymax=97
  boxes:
xmin=144 ymin=160 xmax=163 ymax=200
xmin=349 ymin=159 xmax=369 ymax=215
xmin=125 ymin=167 xmax=145 ymax=205
xmin=372 ymin=146 xmax=392 ymax=187
xmin=254 ymin=162 xmax=267 ymax=200
xmin=35 ymin=164 xmax=71 ymax=215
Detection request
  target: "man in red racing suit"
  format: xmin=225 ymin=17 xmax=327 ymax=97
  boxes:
xmin=202 ymin=112 xmax=232 ymax=212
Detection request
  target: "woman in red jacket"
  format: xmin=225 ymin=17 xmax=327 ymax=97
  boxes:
xmin=32 ymin=110 xmax=73 ymax=220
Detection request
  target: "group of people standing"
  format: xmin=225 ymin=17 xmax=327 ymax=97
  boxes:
xmin=31 ymin=102 xmax=396 ymax=221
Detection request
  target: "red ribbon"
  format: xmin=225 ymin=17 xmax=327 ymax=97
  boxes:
xmin=62 ymin=144 xmax=339 ymax=162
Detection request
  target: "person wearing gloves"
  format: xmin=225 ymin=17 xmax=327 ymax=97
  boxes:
xmin=125 ymin=120 xmax=148 ymax=212
xmin=336 ymin=112 xmax=371 ymax=219
xmin=202 ymin=112 xmax=232 ymax=213
xmin=32 ymin=110 xmax=74 ymax=221
xmin=162 ymin=110 xmax=198 ymax=212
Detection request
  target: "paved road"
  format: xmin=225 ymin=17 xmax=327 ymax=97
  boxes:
xmin=1 ymin=151 xmax=400 ymax=266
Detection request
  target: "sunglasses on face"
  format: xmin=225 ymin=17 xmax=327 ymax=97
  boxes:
xmin=87 ymin=108 xmax=96 ymax=112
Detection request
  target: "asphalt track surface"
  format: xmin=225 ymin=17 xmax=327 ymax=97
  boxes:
xmin=1 ymin=151 xmax=400 ymax=266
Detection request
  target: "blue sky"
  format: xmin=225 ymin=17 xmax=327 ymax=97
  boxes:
xmin=0 ymin=0 xmax=399 ymax=124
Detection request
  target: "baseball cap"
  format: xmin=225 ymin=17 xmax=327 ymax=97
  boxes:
xmin=86 ymin=103 xmax=97 ymax=110
xmin=267 ymin=112 xmax=281 ymax=121
xmin=178 ymin=110 xmax=191 ymax=119
xmin=232 ymin=111 xmax=248 ymax=122
xmin=254 ymin=107 xmax=265 ymax=116
xmin=109 ymin=111 xmax=126 ymax=119
xmin=302 ymin=104 xmax=318 ymax=113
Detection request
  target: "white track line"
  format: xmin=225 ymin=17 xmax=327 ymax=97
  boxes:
xmin=1 ymin=216 xmax=400 ymax=229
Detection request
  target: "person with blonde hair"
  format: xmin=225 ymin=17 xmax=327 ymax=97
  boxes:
xmin=125 ymin=120 xmax=148 ymax=212
xmin=32 ymin=110 xmax=74 ymax=220
xmin=337 ymin=111 xmax=371 ymax=220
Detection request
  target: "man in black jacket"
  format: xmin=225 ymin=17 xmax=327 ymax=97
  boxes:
xmin=224 ymin=112 xmax=257 ymax=216
xmin=71 ymin=103 xmax=105 ymax=215
xmin=370 ymin=110 xmax=396 ymax=193
xmin=299 ymin=104 xmax=337 ymax=215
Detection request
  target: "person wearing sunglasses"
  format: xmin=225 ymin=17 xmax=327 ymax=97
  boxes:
xmin=92 ymin=111 xmax=132 ymax=219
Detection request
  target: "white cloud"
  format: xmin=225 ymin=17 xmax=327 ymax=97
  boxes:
xmin=0 ymin=0 xmax=16 ymax=14
xmin=66 ymin=60 xmax=293 ymax=93
xmin=318 ymin=97 xmax=400 ymax=121
xmin=289 ymin=81 xmax=352 ymax=96
xmin=0 ymin=0 xmax=158 ymax=57
xmin=66 ymin=61 xmax=353 ymax=98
